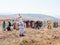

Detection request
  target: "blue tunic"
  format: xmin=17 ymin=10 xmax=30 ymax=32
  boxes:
xmin=2 ymin=22 xmax=5 ymax=30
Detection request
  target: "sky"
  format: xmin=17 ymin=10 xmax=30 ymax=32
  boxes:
xmin=0 ymin=0 xmax=60 ymax=18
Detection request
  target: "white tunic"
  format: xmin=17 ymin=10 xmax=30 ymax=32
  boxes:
xmin=19 ymin=20 xmax=25 ymax=34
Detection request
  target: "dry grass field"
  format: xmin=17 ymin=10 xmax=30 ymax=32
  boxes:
xmin=0 ymin=21 xmax=60 ymax=45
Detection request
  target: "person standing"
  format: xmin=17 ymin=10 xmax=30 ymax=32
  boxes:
xmin=16 ymin=21 xmax=19 ymax=30
xmin=12 ymin=20 xmax=16 ymax=29
xmin=35 ymin=21 xmax=40 ymax=29
xmin=47 ymin=21 xmax=51 ymax=29
xmin=2 ymin=21 xmax=6 ymax=31
xmin=19 ymin=18 xmax=25 ymax=36
xmin=7 ymin=21 xmax=12 ymax=31
xmin=8 ymin=21 xmax=12 ymax=27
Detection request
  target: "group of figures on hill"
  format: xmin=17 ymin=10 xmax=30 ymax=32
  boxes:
xmin=2 ymin=18 xmax=58 ymax=36
xmin=2 ymin=19 xmax=25 ymax=36
xmin=24 ymin=20 xmax=58 ymax=29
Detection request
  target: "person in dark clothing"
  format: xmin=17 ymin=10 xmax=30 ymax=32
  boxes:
xmin=53 ymin=22 xmax=58 ymax=28
xmin=35 ymin=21 xmax=42 ymax=29
xmin=30 ymin=21 xmax=35 ymax=28
xmin=7 ymin=21 xmax=12 ymax=31
xmin=25 ymin=20 xmax=30 ymax=28
xmin=8 ymin=21 xmax=12 ymax=27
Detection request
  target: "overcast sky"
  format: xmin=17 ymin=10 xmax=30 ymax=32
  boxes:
xmin=0 ymin=0 xmax=60 ymax=18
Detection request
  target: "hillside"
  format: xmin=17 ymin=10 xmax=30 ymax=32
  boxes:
xmin=21 ymin=14 xmax=60 ymax=21
xmin=0 ymin=14 xmax=60 ymax=21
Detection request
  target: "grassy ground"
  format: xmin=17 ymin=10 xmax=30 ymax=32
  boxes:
xmin=0 ymin=27 xmax=60 ymax=45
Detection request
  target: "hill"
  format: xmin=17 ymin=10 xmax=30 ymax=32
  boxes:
xmin=0 ymin=14 xmax=60 ymax=21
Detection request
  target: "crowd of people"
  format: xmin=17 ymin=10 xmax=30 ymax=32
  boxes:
xmin=24 ymin=20 xmax=42 ymax=29
xmin=1 ymin=19 xmax=44 ymax=36
xmin=2 ymin=18 xmax=25 ymax=36
xmin=1 ymin=18 xmax=59 ymax=37
xmin=2 ymin=20 xmax=53 ymax=31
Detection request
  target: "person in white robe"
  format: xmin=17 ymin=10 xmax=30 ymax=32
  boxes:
xmin=19 ymin=18 xmax=25 ymax=36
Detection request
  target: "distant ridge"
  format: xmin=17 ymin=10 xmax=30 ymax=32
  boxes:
xmin=20 ymin=14 xmax=60 ymax=21
xmin=0 ymin=14 xmax=60 ymax=21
